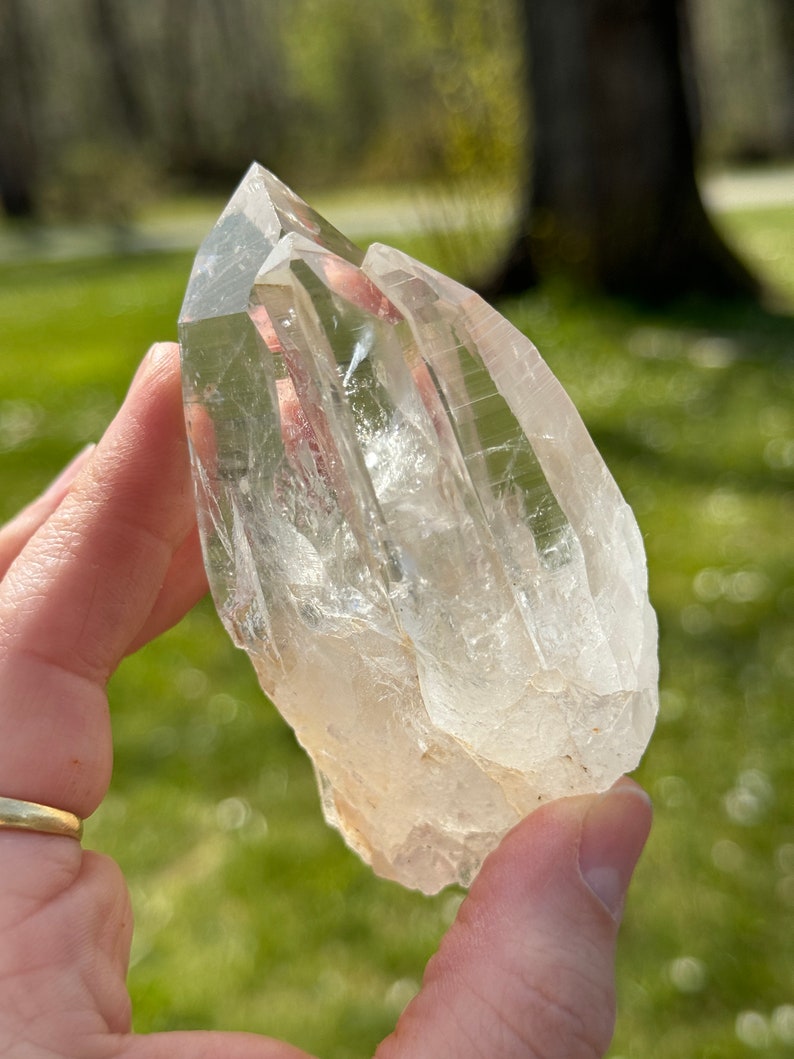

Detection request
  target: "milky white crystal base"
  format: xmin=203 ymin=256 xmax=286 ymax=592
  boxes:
xmin=179 ymin=164 xmax=658 ymax=894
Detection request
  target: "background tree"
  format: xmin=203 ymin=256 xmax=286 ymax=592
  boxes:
xmin=92 ymin=0 xmax=147 ymax=143
xmin=486 ymin=0 xmax=761 ymax=302
xmin=0 ymin=1 xmax=39 ymax=217
xmin=772 ymin=0 xmax=794 ymax=155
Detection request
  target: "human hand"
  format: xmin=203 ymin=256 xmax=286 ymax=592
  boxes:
xmin=0 ymin=342 xmax=652 ymax=1059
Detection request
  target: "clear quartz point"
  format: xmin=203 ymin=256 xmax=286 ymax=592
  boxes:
xmin=178 ymin=163 xmax=658 ymax=894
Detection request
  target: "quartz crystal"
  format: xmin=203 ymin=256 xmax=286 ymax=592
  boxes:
xmin=178 ymin=163 xmax=658 ymax=894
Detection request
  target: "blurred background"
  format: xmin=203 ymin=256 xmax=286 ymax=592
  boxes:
xmin=1 ymin=1 xmax=792 ymax=1057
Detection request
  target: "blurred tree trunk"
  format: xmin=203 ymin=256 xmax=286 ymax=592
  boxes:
xmin=486 ymin=0 xmax=760 ymax=302
xmin=92 ymin=0 xmax=146 ymax=140
xmin=0 ymin=0 xmax=39 ymax=217
xmin=770 ymin=0 xmax=794 ymax=154
xmin=162 ymin=0 xmax=287 ymax=184
xmin=164 ymin=0 xmax=205 ymax=176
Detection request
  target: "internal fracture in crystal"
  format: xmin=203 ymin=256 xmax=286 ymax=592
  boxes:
xmin=179 ymin=163 xmax=659 ymax=894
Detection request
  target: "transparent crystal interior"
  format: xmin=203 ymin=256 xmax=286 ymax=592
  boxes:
xmin=179 ymin=164 xmax=658 ymax=893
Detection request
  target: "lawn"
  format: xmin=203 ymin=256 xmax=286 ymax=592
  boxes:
xmin=0 ymin=199 xmax=792 ymax=1058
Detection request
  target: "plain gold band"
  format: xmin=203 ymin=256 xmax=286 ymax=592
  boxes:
xmin=0 ymin=796 xmax=83 ymax=841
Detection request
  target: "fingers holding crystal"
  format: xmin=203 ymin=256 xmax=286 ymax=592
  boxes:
xmin=376 ymin=783 xmax=652 ymax=1059
xmin=0 ymin=343 xmax=204 ymax=816
xmin=0 ymin=444 xmax=96 ymax=581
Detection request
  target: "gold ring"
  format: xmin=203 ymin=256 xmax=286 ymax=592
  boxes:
xmin=0 ymin=796 xmax=83 ymax=841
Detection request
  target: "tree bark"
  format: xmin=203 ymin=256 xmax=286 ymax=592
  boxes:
xmin=486 ymin=0 xmax=760 ymax=302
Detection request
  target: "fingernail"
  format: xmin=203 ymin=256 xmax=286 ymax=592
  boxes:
xmin=146 ymin=341 xmax=177 ymax=368
xmin=578 ymin=780 xmax=652 ymax=920
xmin=41 ymin=443 xmax=96 ymax=502
xmin=130 ymin=342 xmax=177 ymax=388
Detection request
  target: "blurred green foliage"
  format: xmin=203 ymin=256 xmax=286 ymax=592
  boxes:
xmin=281 ymin=0 xmax=524 ymax=186
xmin=0 ymin=199 xmax=792 ymax=1057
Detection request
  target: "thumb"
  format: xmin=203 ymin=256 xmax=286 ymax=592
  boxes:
xmin=376 ymin=778 xmax=652 ymax=1059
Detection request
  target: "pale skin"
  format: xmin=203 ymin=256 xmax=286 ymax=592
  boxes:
xmin=0 ymin=343 xmax=652 ymax=1059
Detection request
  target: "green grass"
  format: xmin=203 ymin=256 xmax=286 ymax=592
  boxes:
xmin=1 ymin=203 xmax=792 ymax=1058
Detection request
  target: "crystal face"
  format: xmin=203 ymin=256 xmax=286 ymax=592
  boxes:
xmin=178 ymin=163 xmax=658 ymax=894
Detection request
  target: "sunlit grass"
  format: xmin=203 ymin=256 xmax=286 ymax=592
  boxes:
xmin=0 ymin=203 xmax=792 ymax=1058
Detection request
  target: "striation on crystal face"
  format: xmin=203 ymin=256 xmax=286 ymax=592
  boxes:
xmin=178 ymin=163 xmax=658 ymax=894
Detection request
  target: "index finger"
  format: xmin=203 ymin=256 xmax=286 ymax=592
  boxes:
xmin=0 ymin=343 xmax=205 ymax=817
